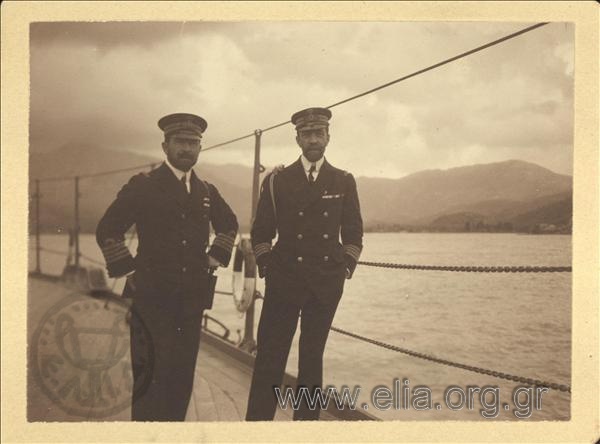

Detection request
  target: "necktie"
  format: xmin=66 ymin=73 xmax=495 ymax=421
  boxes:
xmin=308 ymin=164 xmax=316 ymax=184
xmin=181 ymin=174 xmax=189 ymax=194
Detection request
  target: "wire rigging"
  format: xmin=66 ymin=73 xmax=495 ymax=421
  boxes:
xmin=33 ymin=22 xmax=549 ymax=183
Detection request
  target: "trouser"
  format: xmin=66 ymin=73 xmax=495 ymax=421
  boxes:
xmin=129 ymin=304 xmax=202 ymax=421
xmin=246 ymin=284 xmax=340 ymax=421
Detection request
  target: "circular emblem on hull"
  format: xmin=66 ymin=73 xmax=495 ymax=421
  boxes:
xmin=31 ymin=294 xmax=154 ymax=418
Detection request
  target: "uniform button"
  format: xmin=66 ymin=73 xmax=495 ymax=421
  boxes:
xmin=324 ymin=256 xmax=329 ymax=261
xmin=181 ymin=213 xmax=186 ymax=219
xmin=323 ymin=211 xmax=329 ymax=217
xmin=323 ymin=234 xmax=329 ymax=239
xmin=182 ymin=267 xmax=187 ymax=272
xmin=182 ymin=240 xmax=187 ymax=246
xmin=297 ymin=234 xmax=303 ymax=240
xmin=298 ymin=211 xmax=304 ymax=217
xmin=297 ymin=256 xmax=303 ymax=262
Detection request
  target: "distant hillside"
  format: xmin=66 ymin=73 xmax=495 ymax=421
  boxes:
xmin=358 ymin=160 xmax=572 ymax=228
xmin=427 ymin=196 xmax=572 ymax=233
xmin=425 ymin=191 xmax=572 ymax=233
xmin=29 ymin=146 xmax=572 ymax=235
xmin=29 ymin=144 xmax=253 ymax=233
xmin=510 ymin=196 xmax=572 ymax=233
xmin=430 ymin=212 xmax=491 ymax=230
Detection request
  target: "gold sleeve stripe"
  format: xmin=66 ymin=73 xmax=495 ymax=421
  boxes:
xmin=343 ymin=244 xmax=362 ymax=262
xmin=101 ymin=242 xmax=127 ymax=254
xmin=212 ymin=239 xmax=234 ymax=252
xmin=104 ymin=249 xmax=132 ymax=264
xmin=220 ymin=232 xmax=237 ymax=241
xmin=100 ymin=241 xmax=128 ymax=255
xmin=215 ymin=233 xmax=235 ymax=242
xmin=253 ymin=242 xmax=271 ymax=258
xmin=212 ymin=234 xmax=235 ymax=251
xmin=213 ymin=235 xmax=234 ymax=245
xmin=213 ymin=236 xmax=233 ymax=245
xmin=212 ymin=243 xmax=233 ymax=253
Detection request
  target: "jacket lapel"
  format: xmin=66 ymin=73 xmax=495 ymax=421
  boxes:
xmin=287 ymin=157 xmax=335 ymax=210
xmin=305 ymin=159 xmax=335 ymax=208
xmin=288 ymin=158 xmax=311 ymax=207
xmin=152 ymin=162 xmax=190 ymax=208
xmin=189 ymin=169 xmax=209 ymax=206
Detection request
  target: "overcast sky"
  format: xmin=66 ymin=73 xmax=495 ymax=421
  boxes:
xmin=30 ymin=21 xmax=574 ymax=178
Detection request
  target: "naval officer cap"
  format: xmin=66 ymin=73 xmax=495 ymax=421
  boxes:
xmin=291 ymin=107 xmax=332 ymax=131
xmin=158 ymin=113 xmax=207 ymax=138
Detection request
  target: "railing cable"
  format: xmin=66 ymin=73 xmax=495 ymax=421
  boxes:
xmin=330 ymin=325 xmax=571 ymax=393
xmin=358 ymin=261 xmax=571 ymax=273
xmin=32 ymin=22 xmax=549 ymax=183
xmin=326 ymin=22 xmax=548 ymax=109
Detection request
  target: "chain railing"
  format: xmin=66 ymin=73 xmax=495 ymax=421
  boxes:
xmin=357 ymin=261 xmax=572 ymax=273
xmin=330 ymin=326 xmax=571 ymax=393
xmin=28 ymin=21 xmax=571 ymax=395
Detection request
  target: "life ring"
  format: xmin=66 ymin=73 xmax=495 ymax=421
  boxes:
xmin=232 ymin=238 xmax=256 ymax=313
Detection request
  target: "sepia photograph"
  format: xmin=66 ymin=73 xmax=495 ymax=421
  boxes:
xmin=2 ymin=2 xmax=599 ymax=443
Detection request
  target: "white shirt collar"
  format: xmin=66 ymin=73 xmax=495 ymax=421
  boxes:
xmin=165 ymin=159 xmax=189 ymax=180
xmin=300 ymin=155 xmax=324 ymax=173
xmin=164 ymin=160 xmax=191 ymax=192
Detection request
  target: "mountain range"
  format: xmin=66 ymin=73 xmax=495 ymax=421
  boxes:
xmin=29 ymin=143 xmax=572 ymax=234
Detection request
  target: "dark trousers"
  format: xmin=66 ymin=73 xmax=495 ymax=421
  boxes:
xmin=129 ymin=304 xmax=202 ymax=421
xmin=246 ymin=282 xmax=340 ymax=421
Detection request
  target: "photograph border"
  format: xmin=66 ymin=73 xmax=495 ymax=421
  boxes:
xmin=1 ymin=1 xmax=598 ymax=442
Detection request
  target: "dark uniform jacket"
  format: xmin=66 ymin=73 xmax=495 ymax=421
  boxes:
xmin=96 ymin=163 xmax=238 ymax=315
xmin=251 ymin=158 xmax=363 ymax=304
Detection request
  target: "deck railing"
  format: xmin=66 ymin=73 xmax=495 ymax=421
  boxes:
xmin=29 ymin=22 xmax=571 ymax=393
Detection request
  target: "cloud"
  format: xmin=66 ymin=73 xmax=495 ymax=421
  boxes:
xmin=30 ymin=22 xmax=231 ymax=51
xmin=29 ymin=21 xmax=574 ymax=178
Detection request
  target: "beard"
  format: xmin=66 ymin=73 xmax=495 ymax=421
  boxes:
xmin=168 ymin=152 xmax=197 ymax=171
xmin=303 ymin=146 xmax=325 ymax=162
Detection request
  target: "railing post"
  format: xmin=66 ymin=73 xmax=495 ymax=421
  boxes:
xmin=34 ymin=179 xmax=41 ymax=274
xmin=239 ymin=129 xmax=263 ymax=353
xmin=74 ymin=176 xmax=80 ymax=268
xmin=251 ymin=129 xmax=262 ymax=220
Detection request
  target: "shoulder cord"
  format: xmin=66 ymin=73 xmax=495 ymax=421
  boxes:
xmin=269 ymin=173 xmax=277 ymax=222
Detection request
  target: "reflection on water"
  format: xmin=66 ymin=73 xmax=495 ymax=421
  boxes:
xmin=29 ymin=232 xmax=571 ymax=420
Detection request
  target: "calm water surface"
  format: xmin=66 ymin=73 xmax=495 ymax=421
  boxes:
xmin=30 ymin=232 xmax=571 ymax=420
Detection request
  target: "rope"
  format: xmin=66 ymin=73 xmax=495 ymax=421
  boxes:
xmin=326 ymin=22 xmax=548 ymax=110
xmin=79 ymin=163 xmax=158 ymax=179
xmin=32 ymin=22 xmax=549 ymax=183
xmin=330 ymin=325 xmax=570 ymax=393
xmin=357 ymin=261 xmax=571 ymax=273
xmin=201 ymin=133 xmax=256 ymax=152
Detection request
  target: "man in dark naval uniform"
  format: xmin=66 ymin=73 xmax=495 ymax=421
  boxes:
xmin=96 ymin=113 xmax=238 ymax=421
xmin=246 ymin=107 xmax=363 ymax=421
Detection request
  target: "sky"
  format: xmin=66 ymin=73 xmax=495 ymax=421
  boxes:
xmin=29 ymin=21 xmax=574 ymax=178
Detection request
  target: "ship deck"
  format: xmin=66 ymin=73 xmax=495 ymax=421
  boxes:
xmin=27 ymin=275 xmax=350 ymax=422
